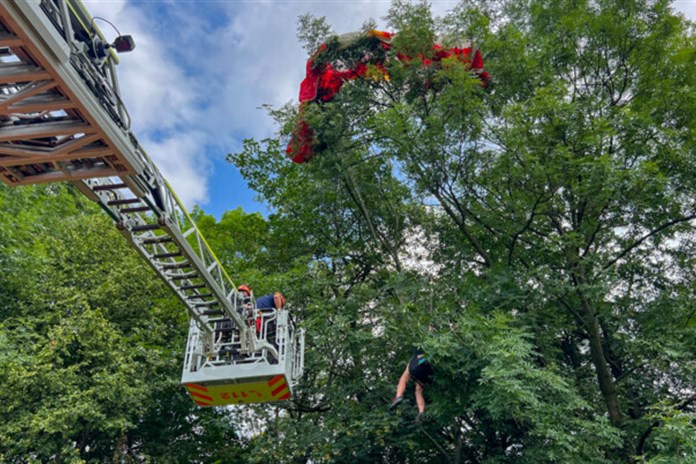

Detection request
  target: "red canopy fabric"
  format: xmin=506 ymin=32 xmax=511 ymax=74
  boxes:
xmin=287 ymin=31 xmax=489 ymax=163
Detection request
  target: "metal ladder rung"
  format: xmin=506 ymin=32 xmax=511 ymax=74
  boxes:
xmin=170 ymin=272 xmax=197 ymax=280
xmin=162 ymin=261 xmax=190 ymax=270
xmin=187 ymin=293 xmax=213 ymax=300
xmin=195 ymin=301 xmax=219 ymax=307
xmin=154 ymin=251 xmax=182 ymax=259
xmin=142 ymin=236 xmax=173 ymax=244
xmin=93 ymin=183 xmax=127 ymax=191
xmin=180 ymin=283 xmax=206 ymax=290
xmin=203 ymin=310 xmax=224 ymax=317
xmin=108 ymin=198 xmax=141 ymax=206
xmin=120 ymin=206 xmax=150 ymax=213
xmin=131 ymin=223 xmax=160 ymax=232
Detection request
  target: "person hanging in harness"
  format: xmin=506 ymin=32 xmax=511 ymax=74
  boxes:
xmin=389 ymin=348 xmax=434 ymax=425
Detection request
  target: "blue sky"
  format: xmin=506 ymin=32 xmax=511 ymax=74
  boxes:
xmin=84 ymin=0 xmax=695 ymax=219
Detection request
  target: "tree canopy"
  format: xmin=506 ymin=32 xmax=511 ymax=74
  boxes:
xmin=230 ymin=0 xmax=696 ymax=461
xmin=0 ymin=185 xmax=249 ymax=463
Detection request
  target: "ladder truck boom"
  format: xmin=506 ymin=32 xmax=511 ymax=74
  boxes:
xmin=0 ymin=0 xmax=304 ymax=406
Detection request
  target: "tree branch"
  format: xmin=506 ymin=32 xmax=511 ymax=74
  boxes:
xmin=421 ymin=426 xmax=453 ymax=464
xmin=603 ymin=213 xmax=696 ymax=270
xmin=339 ymin=163 xmax=403 ymax=272
xmin=430 ymin=186 xmax=492 ymax=267
xmin=581 ymin=201 xmax=610 ymax=258
xmin=508 ymin=191 xmax=547 ymax=266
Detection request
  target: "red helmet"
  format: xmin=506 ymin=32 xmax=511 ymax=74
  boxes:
xmin=238 ymin=284 xmax=251 ymax=295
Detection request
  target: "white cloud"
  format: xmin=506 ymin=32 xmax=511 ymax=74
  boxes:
xmin=84 ymin=2 xmax=199 ymax=131
xmin=139 ymin=131 xmax=211 ymax=207
xmin=672 ymin=1 xmax=696 ymax=20
xmin=85 ymin=1 xmax=208 ymax=207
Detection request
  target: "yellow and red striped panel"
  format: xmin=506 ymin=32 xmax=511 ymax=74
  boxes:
xmin=184 ymin=374 xmax=291 ymax=406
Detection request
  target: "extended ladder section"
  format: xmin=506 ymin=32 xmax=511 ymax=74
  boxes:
xmin=0 ymin=0 xmax=304 ymax=405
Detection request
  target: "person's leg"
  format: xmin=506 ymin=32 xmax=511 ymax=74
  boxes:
xmin=414 ymin=382 xmax=426 ymax=424
xmin=396 ymin=365 xmax=410 ymax=398
xmin=414 ymin=382 xmax=425 ymax=413
xmin=390 ymin=365 xmax=410 ymax=410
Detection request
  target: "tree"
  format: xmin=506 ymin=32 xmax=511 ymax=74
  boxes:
xmin=0 ymin=184 xmax=248 ymax=463
xmin=230 ymin=0 xmax=696 ymax=461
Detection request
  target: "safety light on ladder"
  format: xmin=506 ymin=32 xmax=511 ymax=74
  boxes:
xmin=112 ymin=35 xmax=135 ymax=53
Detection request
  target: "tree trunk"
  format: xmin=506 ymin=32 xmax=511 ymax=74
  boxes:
xmin=579 ymin=294 xmax=623 ymax=426
xmin=567 ymin=253 xmax=624 ymax=427
xmin=112 ymin=432 xmax=128 ymax=464
xmin=454 ymin=425 xmax=462 ymax=464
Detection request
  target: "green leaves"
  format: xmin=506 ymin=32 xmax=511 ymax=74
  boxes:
xmin=297 ymin=14 xmax=334 ymax=54
xmin=229 ymin=0 xmax=695 ymax=461
xmin=0 ymin=184 xmax=246 ymax=461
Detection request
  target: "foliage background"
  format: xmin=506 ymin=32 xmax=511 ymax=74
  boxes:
xmin=1 ymin=0 xmax=695 ymax=462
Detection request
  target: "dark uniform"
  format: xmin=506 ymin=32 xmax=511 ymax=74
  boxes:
xmin=408 ymin=348 xmax=433 ymax=386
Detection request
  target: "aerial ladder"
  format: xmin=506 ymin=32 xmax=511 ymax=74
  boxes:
xmin=0 ymin=0 xmax=304 ymax=407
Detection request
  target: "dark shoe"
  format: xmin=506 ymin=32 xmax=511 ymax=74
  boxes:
xmin=389 ymin=396 xmax=404 ymax=411
xmin=415 ymin=412 xmax=424 ymax=425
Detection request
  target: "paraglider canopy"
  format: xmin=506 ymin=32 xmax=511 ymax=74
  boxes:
xmin=287 ymin=29 xmax=490 ymax=163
